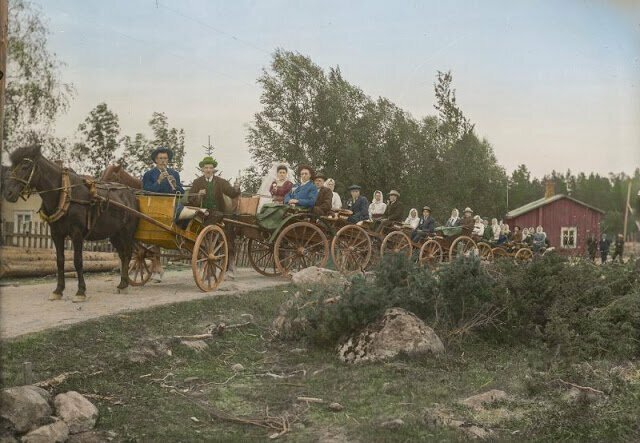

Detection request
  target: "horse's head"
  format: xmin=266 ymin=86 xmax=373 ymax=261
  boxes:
xmin=3 ymin=144 xmax=42 ymax=202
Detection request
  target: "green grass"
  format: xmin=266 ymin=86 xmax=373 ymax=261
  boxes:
xmin=2 ymin=285 xmax=639 ymax=442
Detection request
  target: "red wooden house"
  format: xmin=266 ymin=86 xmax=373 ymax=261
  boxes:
xmin=504 ymin=184 xmax=604 ymax=255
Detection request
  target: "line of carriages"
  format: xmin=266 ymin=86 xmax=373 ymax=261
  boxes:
xmin=124 ymin=194 xmax=545 ymax=293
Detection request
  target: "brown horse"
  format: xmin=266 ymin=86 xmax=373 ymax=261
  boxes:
xmin=3 ymin=145 xmax=139 ymax=302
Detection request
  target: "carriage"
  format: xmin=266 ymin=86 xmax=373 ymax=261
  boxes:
xmin=126 ymin=193 xmax=230 ymax=292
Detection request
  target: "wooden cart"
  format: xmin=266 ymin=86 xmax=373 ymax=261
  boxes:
xmin=127 ymin=194 xmax=229 ymax=292
xmin=489 ymin=242 xmax=534 ymax=262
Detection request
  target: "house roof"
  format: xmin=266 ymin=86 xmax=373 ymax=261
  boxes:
xmin=505 ymin=194 xmax=605 ymax=219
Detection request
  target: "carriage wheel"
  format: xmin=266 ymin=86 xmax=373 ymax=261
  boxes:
xmin=128 ymin=242 xmax=154 ymax=286
xmin=419 ymin=239 xmax=443 ymax=268
xmin=477 ymin=242 xmax=494 ymax=263
xmin=515 ymin=247 xmax=533 ymax=262
xmin=192 ymin=225 xmax=228 ymax=292
xmin=449 ymin=236 xmax=477 ymax=261
xmin=491 ymin=247 xmax=509 ymax=260
xmin=274 ymin=222 xmax=330 ymax=276
xmin=331 ymin=225 xmax=372 ymax=274
xmin=380 ymin=231 xmax=413 ymax=258
xmin=247 ymin=238 xmax=281 ymax=277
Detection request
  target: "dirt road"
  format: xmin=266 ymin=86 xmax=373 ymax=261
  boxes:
xmin=0 ymin=268 xmax=288 ymax=340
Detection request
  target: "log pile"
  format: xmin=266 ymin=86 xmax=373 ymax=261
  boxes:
xmin=0 ymin=247 xmax=120 ymax=278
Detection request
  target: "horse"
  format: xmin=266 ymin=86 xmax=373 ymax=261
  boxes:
xmin=2 ymin=145 xmax=140 ymax=302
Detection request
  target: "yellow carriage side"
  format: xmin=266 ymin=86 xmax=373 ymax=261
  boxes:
xmin=134 ymin=194 xmax=200 ymax=249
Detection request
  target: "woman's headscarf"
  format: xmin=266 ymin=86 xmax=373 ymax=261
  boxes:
xmin=404 ymin=208 xmax=420 ymax=229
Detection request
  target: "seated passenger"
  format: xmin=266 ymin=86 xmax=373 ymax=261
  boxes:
xmin=490 ymin=218 xmax=501 ymax=242
xmin=188 ymin=156 xmax=240 ymax=225
xmin=311 ymin=172 xmax=333 ymax=216
xmin=404 ymin=208 xmax=420 ymax=230
xmin=284 ymin=165 xmax=318 ymax=209
xmin=512 ymin=225 xmax=523 ymax=243
xmin=325 ymin=178 xmax=342 ymax=211
xmin=373 ymin=190 xmax=403 ymax=233
xmin=497 ymin=223 xmax=511 ymax=245
xmin=269 ymin=164 xmax=294 ymax=203
xmin=411 ymin=206 xmax=436 ymax=242
xmin=460 ymin=207 xmax=475 ymax=233
xmin=369 ymin=190 xmax=387 ymax=220
xmin=482 ymin=219 xmax=493 ymax=242
xmin=532 ymin=226 xmax=546 ymax=251
xmin=472 ymin=215 xmax=484 ymax=237
xmin=345 ymin=185 xmax=369 ymax=224
xmin=445 ymin=209 xmax=461 ymax=227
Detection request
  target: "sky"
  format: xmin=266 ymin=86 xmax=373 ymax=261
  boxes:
xmin=33 ymin=0 xmax=640 ymax=183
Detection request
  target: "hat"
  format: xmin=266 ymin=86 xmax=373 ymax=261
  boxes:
xmin=388 ymin=190 xmax=400 ymax=197
xmin=151 ymin=147 xmax=173 ymax=162
xmin=314 ymin=171 xmax=327 ymax=180
xmin=422 ymin=206 xmax=431 ymax=212
xmin=463 ymin=207 xmax=473 ymax=213
xmin=348 ymin=185 xmax=361 ymax=191
xmin=199 ymin=156 xmax=218 ymax=169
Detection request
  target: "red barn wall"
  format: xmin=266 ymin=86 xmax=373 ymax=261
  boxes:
xmin=507 ymin=197 xmax=602 ymax=254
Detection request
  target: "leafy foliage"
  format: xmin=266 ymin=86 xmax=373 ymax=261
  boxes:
xmin=71 ymin=103 xmax=120 ymax=177
xmin=4 ymin=0 xmax=74 ymax=151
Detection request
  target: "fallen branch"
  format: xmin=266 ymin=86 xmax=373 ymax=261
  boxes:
xmin=34 ymin=371 xmax=80 ymax=389
xmin=553 ymin=379 xmax=605 ymax=396
xmin=296 ymin=396 xmax=324 ymax=404
xmin=174 ymin=322 xmax=252 ymax=340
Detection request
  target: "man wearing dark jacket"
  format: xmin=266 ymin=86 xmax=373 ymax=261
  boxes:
xmin=411 ymin=206 xmax=436 ymax=242
xmin=373 ymin=190 xmax=403 ymax=233
xmin=311 ymin=172 xmax=333 ymax=217
xmin=611 ymin=233 xmax=625 ymax=263
xmin=599 ymin=233 xmax=611 ymax=264
xmin=345 ymin=185 xmax=369 ymax=223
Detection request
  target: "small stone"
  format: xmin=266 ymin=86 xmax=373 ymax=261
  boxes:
xmin=461 ymin=390 xmax=508 ymax=411
xmin=231 ymin=364 xmax=244 ymax=372
xmin=380 ymin=418 xmax=405 ymax=429
xmin=21 ymin=420 xmax=69 ymax=443
xmin=54 ymin=391 xmax=98 ymax=434
xmin=328 ymin=402 xmax=344 ymax=412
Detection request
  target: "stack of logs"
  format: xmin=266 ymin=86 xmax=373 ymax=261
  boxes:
xmin=0 ymin=247 xmax=120 ymax=278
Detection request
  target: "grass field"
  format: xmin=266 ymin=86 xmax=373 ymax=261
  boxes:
xmin=2 ymin=284 xmax=639 ymax=442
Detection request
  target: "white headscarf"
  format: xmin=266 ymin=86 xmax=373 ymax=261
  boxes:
xmin=369 ymin=190 xmax=386 ymax=218
xmin=404 ymin=208 xmax=420 ymax=229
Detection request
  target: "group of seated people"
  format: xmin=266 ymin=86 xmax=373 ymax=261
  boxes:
xmin=267 ymin=164 xmax=550 ymax=249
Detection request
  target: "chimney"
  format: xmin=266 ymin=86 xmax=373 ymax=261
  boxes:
xmin=544 ymin=180 xmax=555 ymax=199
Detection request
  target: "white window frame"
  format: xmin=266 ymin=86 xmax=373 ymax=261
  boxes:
xmin=560 ymin=226 xmax=577 ymax=249
xmin=14 ymin=211 xmax=33 ymax=234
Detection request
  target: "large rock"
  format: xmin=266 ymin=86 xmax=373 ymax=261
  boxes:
xmin=0 ymin=386 xmax=52 ymax=433
xmin=53 ymin=392 xmax=97 ymax=434
xmin=291 ymin=267 xmax=347 ymax=288
xmin=21 ymin=420 xmax=68 ymax=443
xmin=338 ymin=308 xmax=444 ymax=364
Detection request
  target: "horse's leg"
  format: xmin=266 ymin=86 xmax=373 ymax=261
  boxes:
xmin=111 ymin=234 xmax=130 ymax=291
xmin=71 ymin=230 xmax=87 ymax=302
xmin=50 ymin=232 xmax=66 ymax=301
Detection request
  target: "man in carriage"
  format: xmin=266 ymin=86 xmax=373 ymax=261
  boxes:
xmin=344 ymin=185 xmax=369 ymax=223
xmin=188 ymin=156 xmax=241 ymax=225
xmin=310 ymin=172 xmax=333 ymax=217
xmin=372 ymin=190 xmax=403 ymax=233
xmin=411 ymin=206 xmax=436 ymax=242
xmin=142 ymin=147 xmax=184 ymax=195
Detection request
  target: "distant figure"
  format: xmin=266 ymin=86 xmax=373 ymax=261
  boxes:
xmin=368 ymin=190 xmax=387 ymax=220
xmin=491 ymin=218 xmax=501 ymax=242
xmin=345 ymin=185 xmax=369 ymax=224
xmin=325 ymin=178 xmax=342 ymax=211
xmin=472 ymin=215 xmax=485 ymax=237
xmin=311 ymin=172 xmax=333 ymax=217
xmin=599 ymin=233 xmax=611 ymax=263
xmin=611 ymin=233 xmax=624 ymax=263
xmin=404 ymin=208 xmax=420 ymax=230
xmin=586 ymin=233 xmax=597 ymax=262
xmin=512 ymin=225 xmax=523 ymax=243
xmin=532 ymin=226 xmax=546 ymax=251
xmin=445 ymin=209 xmax=461 ymax=227
xmin=411 ymin=206 xmax=436 ymax=243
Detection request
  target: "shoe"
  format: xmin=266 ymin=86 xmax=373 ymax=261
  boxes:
xmin=151 ymin=272 xmax=162 ymax=283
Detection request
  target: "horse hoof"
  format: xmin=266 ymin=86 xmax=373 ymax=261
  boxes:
xmin=72 ymin=295 xmax=87 ymax=303
xmin=49 ymin=293 xmax=63 ymax=301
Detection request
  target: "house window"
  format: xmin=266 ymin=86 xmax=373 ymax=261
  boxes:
xmin=14 ymin=211 xmax=33 ymax=233
xmin=561 ymin=227 xmax=577 ymax=248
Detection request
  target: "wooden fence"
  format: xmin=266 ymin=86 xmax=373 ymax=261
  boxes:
xmin=0 ymin=221 xmax=253 ymax=267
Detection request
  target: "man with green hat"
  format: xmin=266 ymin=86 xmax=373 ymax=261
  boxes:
xmin=188 ymin=156 xmax=240 ymax=224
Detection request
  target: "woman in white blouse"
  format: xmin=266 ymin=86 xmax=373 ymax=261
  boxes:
xmin=325 ymin=178 xmax=342 ymax=211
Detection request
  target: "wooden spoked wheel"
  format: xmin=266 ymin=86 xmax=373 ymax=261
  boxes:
xmin=491 ymin=247 xmax=509 ymax=260
xmin=419 ymin=239 xmax=443 ymax=268
xmin=477 ymin=242 xmax=494 ymax=263
xmin=380 ymin=231 xmax=413 ymax=258
xmin=247 ymin=237 xmax=281 ymax=277
xmin=273 ymin=222 xmax=330 ymax=276
xmin=515 ymin=247 xmax=533 ymax=262
xmin=449 ymin=236 xmax=477 ymax=261
xmin=331 ymin=225 xmax=372 ymax=274
xmin=128 ymin=242 xmax=154 ymax=286
xmin=192 ymin=225 xmax=228 ymax=292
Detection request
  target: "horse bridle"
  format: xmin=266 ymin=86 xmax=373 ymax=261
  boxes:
xmin=9 ymin=158 xmax=37 ymax=201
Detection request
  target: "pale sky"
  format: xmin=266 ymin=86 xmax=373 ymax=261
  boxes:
xmin=34 ymin=0 xmax=640 ymax=183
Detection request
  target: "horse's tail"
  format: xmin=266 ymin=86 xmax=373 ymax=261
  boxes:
xmin=100 ymin=164 xmax=142 ymax=189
